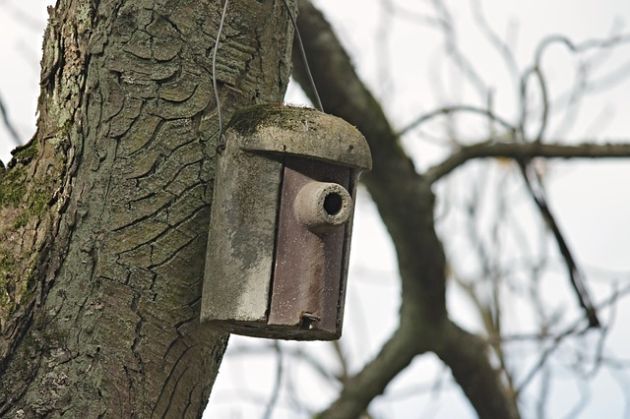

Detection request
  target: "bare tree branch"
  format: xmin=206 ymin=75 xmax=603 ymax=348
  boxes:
xmin=381 ymin=0 xmax=445 ymax=28
xmin=514 ymin=31 xmax=630 ymax=330
xmin=498 ymin=282 xmax=630 ymax=344
xmin=517 ymin=162 xmax=601 ymax=327
xmin=228 ymin=344 xmax=338 ymax=384
xmin=430 ymin=0 xmax=490 ymax=99
xmin=398 ymin=105 xmax=516 ymax=137
xmin=294 ymin=2 xmax=520 ymax=418
xmin=318 ymin=325 xmax=421 ymax=419
xmin=425 ymin=140 xmax=630 ymax=182
xmin=0 ymin=0 xmax=44 ymax=32
xmin=470 ymin=0 xmax=519 ymax=84
xmin=262 ymin=342 xmax=283 ymax=419
xmin=519 ymin=66 xmax=549 ymax=142
xmin=330 ymin=340 xmax=350 ymax=383
xmin=435 ymin=320 xmax=520 ymax=418
xmin=0 ymin=91 xmax=21 ymax=146
xmin=560 ymin=379 xmax=591 ymax=419
xmin=533 ymin=33 xmax=630 ymax=67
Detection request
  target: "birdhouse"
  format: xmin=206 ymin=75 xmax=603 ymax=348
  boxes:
xmin=200 ymin=105 xmax=372 ymax=340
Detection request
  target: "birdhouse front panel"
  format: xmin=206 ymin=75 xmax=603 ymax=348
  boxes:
xmin=200 ymin=105 xmax=371 ymax=341
xmin=267 ymin=157 xmax=353 ymax=340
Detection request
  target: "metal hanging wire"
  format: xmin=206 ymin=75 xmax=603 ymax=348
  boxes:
xmin=212 ymin=0 xmax=230 ymax=152
xmin=211 ymin=0 xmax=324 ymax=152
xmin=281 ymin=0 xmax=324 ymax=112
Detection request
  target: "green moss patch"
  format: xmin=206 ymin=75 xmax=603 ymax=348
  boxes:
xmin=0 ymin=251 xmax=16 ymax=313
xmin=12 ymin=142 xmax=39 ymax=163
xmin=228 ymin=104 xmax=319 ymax=136
xmin=0 ymin=168 xmax=27 ymax=208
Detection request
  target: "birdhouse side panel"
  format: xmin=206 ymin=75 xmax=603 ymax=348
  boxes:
xmin=201 ymin=142 xmax=282 ymax=323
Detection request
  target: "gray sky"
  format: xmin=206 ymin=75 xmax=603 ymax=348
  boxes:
xmin=1 ymin=1 xmax=629 ymax=418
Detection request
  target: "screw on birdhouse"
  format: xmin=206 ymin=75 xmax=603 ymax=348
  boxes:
xmin=200 ymin=104 xmax=372 ymax=341
xmin=300 ymin=313 xmax=320 ymax=330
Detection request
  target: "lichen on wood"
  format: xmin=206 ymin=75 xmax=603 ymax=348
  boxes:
xmin=0 ymin=0 xmax=297 ymax=416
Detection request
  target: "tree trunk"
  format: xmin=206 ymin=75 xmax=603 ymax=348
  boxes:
xmin=0 ymin=0 xmax=294 ymax=417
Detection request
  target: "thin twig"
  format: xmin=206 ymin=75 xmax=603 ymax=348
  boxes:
xmin=262 ymin=342 xmax=283 ymax=419
xmin=470 ymin=0 xmax=519 ymax=83
xmin=1 ymin=0 xmax=44 ymax=32
xmin=533 ymin=67 xmax=549 ymax=142
xmin=581 ymin=283 xmax=619 ymax=378
xmin=0 ymin=91 xmax=21 ymax=146
xmin=330 ymin=340 xmax=349 ymax=383
xmin=518 ymin=66 xmax=550 ymax=142
xmin=283 ymin=0 xmax=323 ymax=112
xmin=560 ymin=378 xmax=591 ymax=419
xmin=533 ymin=33 xmax=630 ymax=67
xmin=381 ymin=0 xmax=445 ymax=27
xmin=518 ymin=161 xmax=600 ymax=327
xmin=228 ymin=344 xmax=338 ymax=384
xmin=535 ymin=366 xmax=551 ymax=419
xmin=496 ymin=281 xmax=630 ymax=367
xmin=548 ymin=24 xmax=628 ymax=138
xmin=398 ymin=105 xmax=516 ymax=137
xmin=431 ymin=0 xmax=489 ymax=99
xmin=515 ymin=322 xmax=589 ymax=394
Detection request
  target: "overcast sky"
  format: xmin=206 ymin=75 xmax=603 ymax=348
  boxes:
xmin=1 ymin=1 xmax=630 ymax=418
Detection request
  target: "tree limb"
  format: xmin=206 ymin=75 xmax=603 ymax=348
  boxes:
xmin=317 ymin=324 xmax=422 ymax=419
xmin=435 ymin=320 xmax=520 ymax=419
xmin=425 ymin=140 xmax=630 ymax=183
xmin=517 ymin=162 xmax=600 ymax=327
xmin=293 ymin=2 xmax=519 ymax=418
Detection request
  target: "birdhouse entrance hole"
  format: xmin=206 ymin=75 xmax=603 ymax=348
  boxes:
xmin=324 ymin=192 xmax=343 ymax=216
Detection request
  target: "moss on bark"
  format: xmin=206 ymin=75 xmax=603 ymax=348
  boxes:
xmin=0 ymin=0 xmax=296 ymax=417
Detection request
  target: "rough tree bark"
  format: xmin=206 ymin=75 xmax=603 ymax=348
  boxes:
xmin=0 ymin=0 xmax=294 ymax=417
